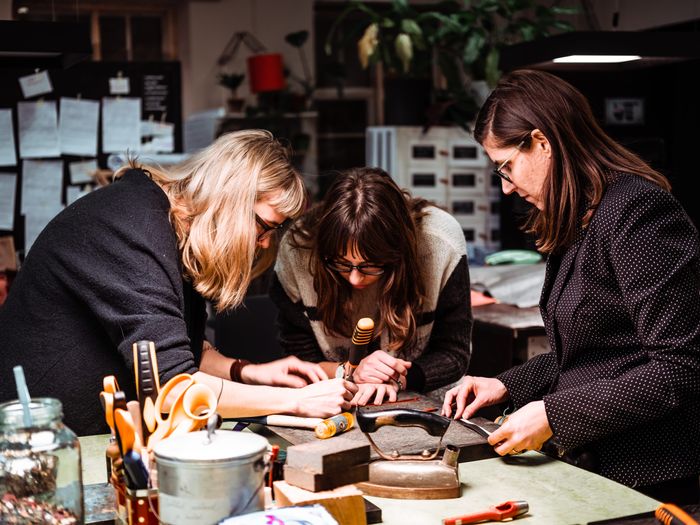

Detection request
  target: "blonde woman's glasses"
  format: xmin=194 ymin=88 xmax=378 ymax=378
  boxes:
xmin=255 ymin=214 xmax=290 ymax=242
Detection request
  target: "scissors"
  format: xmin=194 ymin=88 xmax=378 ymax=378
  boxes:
xmin=145 ymin=373 xmax=218 ymax=450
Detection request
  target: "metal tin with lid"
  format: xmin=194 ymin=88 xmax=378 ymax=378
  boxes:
xmin=154 ymin=429 xmax=269 ymax=525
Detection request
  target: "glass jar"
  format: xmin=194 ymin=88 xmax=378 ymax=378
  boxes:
xmin=0 ymin=398 xmax=83 ymax=524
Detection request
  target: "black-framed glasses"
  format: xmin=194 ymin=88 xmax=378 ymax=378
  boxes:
xmin=492 ymin=140 xmax=526 ymax=183
xmin=324 ymin=258 xmax=386 ymax=276
xmin=255 ymin=213 xmax=290 ymax=242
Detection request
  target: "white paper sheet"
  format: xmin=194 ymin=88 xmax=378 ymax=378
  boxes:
xmin=66 ymin=185 xmax=91 ymax=205
xmin=18 ymin=101 xmax=60 ymax=159
xmin=24 ymin=203 xmax=64 ymax=252
xmin=59 ymin=98 xmax=99 ymax=156
xmin=183 ymin=107 xmax=225 ymax=153
xmin=0 ymin=173 xmax=17 ymax=230
xmin=18 ymin=71 xmax=53 ymax=99
xmin=21 ymin=160 xmax=63 ymax=215
xmin=68 ymin=159 xmax=98 ymax=184
xmin=0 ymin=110 xmax=17 ymax=167
xmin=102 ymin=97 xmax=141 ymax=153
xmin=109 ymin=77 xmax=130 ymax=95
xmin=141 ymin=120 xmax=174 ymax=153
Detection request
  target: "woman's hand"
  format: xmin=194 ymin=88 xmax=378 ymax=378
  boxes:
xmin=487 ymin=401 xmax=553 ymax=455
xmin=241 ymin=356 xmax=328 ymax=387
xmin=441 ymin=376 xmax=509 ymax=419
xmin=292 ymin=378 xmax=358 ymax=417
xmin=352 ymin=382 xmax=400 ymax=406
xmin=353 ymin=350 xmax=411 ymax=384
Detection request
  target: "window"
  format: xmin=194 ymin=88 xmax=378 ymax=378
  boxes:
xmin=13 ymin=1 xmax=177 ymax=61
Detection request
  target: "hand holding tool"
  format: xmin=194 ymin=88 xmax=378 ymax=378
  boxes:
xmin=655 ymin=503 xmax=699 ymax=525
xmin=442 ymin=500 xmax=529 ymax=525
xmin=345 ymin=317 xmax=374 ymax=381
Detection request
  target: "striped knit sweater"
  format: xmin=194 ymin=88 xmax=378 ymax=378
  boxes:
xmin=270 ymin=206 xmax=472 ymax=392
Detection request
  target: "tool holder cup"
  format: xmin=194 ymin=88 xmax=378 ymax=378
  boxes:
xmin=110 ymin=457 xmax=159 ymax=525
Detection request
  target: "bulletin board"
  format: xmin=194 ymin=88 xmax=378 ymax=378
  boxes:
xmin=0 ymin=61 xmax=182 ymax=259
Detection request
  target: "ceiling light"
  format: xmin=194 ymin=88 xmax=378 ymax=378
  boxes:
xmin=553 ymin=55 xmax=641 ymax=64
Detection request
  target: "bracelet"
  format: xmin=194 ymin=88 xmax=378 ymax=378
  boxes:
xmin=229 ymin=359 xmax=252 ymax=383
xmin=217 ymin=377 xmax=224 ymax=405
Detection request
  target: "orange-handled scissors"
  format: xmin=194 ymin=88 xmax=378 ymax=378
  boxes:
xmin=145 ymin=374 xmax=218 ymax=450
xmin=103 ymin=375 xmax=120 ymax=396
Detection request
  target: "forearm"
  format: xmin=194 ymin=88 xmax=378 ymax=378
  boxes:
xmin=192 ymin=371 xmax=299 ymax=417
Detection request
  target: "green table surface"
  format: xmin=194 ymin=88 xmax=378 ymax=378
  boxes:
xmin=79 ymin=433 xmax=658 ymax=525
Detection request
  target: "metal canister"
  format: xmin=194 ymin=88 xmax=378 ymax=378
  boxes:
xmin=154 ymin=430 xmax=269 ymax=525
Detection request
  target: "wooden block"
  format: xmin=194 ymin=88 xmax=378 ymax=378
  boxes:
xmin=285 ymin=437 xmax=370 ymax=474
xmin=274 ymin=480 xmax=367 ymax=525
xmin=284 ymin=463 xmax=369 ymax=492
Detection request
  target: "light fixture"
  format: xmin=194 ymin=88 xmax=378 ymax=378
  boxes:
xmin=553 ymin=55 xmax=641 ymax=64
xmin=500 ymin=31 xmax=700 ymax=71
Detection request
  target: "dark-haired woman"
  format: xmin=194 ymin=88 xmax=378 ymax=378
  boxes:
xmin=442 ymin=69 xmax=700 ymax=503
xmin=271 ymin=167 xmax=472 ymax=405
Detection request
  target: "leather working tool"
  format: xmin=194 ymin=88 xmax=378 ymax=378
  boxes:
xmin=132 ymin=340 xmax=160 ymax=442
xmin=442 ymin=500 xmax=529 ymax=525
xmin=345 ymin=317 xmax=374 ymax=381
xmin=145 ymin=373 xmax=218 ymax=450
xmin=355 ymin=407 xmax=461 ymax=499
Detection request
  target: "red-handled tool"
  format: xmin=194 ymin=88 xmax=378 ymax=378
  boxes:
xmin=442 ymin=500 xmax=529 ymax=525
xmin=655 ymin=503 xmax=699 ymax=525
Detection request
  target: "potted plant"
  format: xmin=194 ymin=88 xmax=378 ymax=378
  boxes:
xmin=218 ymin=72 xmax=246 ymax=113
xmin=326 ymin=0 xmax=576 ymax=130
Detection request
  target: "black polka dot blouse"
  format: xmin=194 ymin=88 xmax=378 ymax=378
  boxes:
xmin=498 ymin=173 xmax=700 ymax=488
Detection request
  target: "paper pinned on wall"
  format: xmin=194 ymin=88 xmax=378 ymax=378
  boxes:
xmin=68 ymin=159 xmax=98 ymax=184
xmin=21 ymin=159 xmax=63 ymax=215
xmin=18 ymin=101 xmax=61 ymax=159
xmin=141 ymin=120 xmax=174 ymax=153
xmin=0 ymin=110 xmax=17 ymax=167
xmin=18 ymin=70 xmax=53 ymax=99
xmin=183 ymin=107 xmax=225 ymax=153
xmin=0 ymin=173 xmax=17 ymax=230
xmin=66 ymin=185 xmax=91 ymax=205
xmin=24 ymin=203 xmax=64 ymax=252
xmin=109 ymin=76 xmax=130 ymax=95
xmin=59 ymin=97 xmax=99 ymax=156
xmin=102 ymin=97 xmax=141 ymax=153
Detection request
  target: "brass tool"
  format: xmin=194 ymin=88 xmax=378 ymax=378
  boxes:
xmin=355 ymin=407 xmax=461 ymax=499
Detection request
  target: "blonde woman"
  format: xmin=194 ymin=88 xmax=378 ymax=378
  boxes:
xmin=0 ymin=130 xmax=356 ymax=435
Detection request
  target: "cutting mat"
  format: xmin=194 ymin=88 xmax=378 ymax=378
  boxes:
xmin=262 ymin=393 xmax=499 ymax=462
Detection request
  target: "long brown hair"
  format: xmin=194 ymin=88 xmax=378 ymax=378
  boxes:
xmin=116 ymin=130 xmax=306 ymax=311
xmin=474 ymin=69 xmax=670 ymax=254
xmin=290 ymin=167 xmax=427 ymax=353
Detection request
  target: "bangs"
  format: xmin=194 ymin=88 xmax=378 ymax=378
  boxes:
xmin=320 ymin=214 xmax=402 ymax=265
xmin=266 ymin=170 xmax=307 ymax=218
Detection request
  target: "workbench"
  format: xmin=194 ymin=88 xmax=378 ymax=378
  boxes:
xmin=79 ymin=432 xmax=658 ymax=525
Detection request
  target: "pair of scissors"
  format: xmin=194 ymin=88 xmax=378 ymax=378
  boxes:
xmin=145 ymin=373 xmax=218 ymax=450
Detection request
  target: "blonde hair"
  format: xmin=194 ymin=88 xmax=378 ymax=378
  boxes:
xmin=115 ymin=130 xmax=307 ymax=310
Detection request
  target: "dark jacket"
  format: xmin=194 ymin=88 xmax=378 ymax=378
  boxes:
xmin=0 ymin=170 xmax=205 ymax=435
xmin=499 ymin=173 xmax=700 ymax=487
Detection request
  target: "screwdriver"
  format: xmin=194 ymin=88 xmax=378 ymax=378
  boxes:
xmin=655 ymin=503 xmax=699 ymax=525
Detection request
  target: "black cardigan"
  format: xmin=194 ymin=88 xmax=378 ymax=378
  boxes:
xmin=499 ymin=173 xmax=700 ymax=487
xmin=0 ymin=170 xmax=204 ymax=435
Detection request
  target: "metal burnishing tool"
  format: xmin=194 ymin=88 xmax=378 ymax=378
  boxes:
xmin=355 ymin=407 xmax=462 ymax=499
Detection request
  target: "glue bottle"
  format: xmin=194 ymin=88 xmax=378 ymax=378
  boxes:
xmin=314 ymin=412 xmax=354 ymax=439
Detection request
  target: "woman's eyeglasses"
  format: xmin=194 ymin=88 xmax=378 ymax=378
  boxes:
xmin=255 ymin=214 xmax=290 ymax=242
xmin=493 ymin=140 xmax=526 ymax=183
xmin=324 ymin=258 xmax=386 ymax=276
